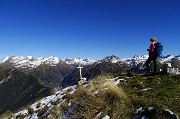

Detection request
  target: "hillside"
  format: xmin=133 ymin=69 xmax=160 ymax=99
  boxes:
xmin=0 ymin=67 xmax=52 ymax=115
xmin=5 ymin=74 xmax=180 ymax=119
xmin=0 ymin=55 xmax=179 ymax=118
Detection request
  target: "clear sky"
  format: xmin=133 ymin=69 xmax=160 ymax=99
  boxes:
xmin=0 ymin=0 xmax=180 ymax=60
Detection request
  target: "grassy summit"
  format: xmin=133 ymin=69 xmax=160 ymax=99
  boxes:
xmin=4 ymin=73 xmax=180 ymax=119
xmin=121 ymin=73 xmax=180 ymax=119
xmin=51 ymin=73 xmax=180 ymax=119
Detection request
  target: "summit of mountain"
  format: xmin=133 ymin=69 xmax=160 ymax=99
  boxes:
xmin=99 ymin=55 xmax=121 ymax=63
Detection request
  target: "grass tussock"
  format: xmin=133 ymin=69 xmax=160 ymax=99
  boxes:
xmin=64 ymin=74 xmax=133 ymax=119
xmin=65 ymin=74 xmax=180 ymax=119
xmin=47 ymin=106 xmax=63 ymax=119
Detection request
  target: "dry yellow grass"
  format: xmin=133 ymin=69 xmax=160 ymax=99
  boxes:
xmin=64 ymin=74 xmax=133 ymax=119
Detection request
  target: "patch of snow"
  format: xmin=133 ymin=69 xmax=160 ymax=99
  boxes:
xmin=134 ymin=107 xmax=143 ymax=115
xmin=0 ymin=79 xmax=6 ymax=84
xmin=142 ymin=87 xmax=153 ymax=91
xmin=164 ymin=109 xmax=175 ymax=115
xmin=78 ymin=78 xmax=87 ymax=85
xmin=0 ymin=56 xmax=10 ymax=63
xmin=93 ymin=90 xmax=99 ymax=95
xmin=62 ymin=85 xmax=77 ymax=94
xmin=167 ymin=68 xmax=180 ymax=75
xmin=12 ymin=85 xmax=78 ymax=119
xmin=107 ymin=77 xmax=121 ymax=85
xmin=13 ymin=109 xmax=28 ymax=118
xmin=0 ymin=73 xmax=12 ymax=84
xmin=102 ymin=115 xmax=110 ymax=119
xmin=83 ymin=83 xmax=91 ymax=87
xmin=26 ymin=113 xmax=38 ymax=119
xmin=164 ymin=109 xmax=179 ymax=119
xmin=111 ymin=57 xmax=119 ymax=63
xmin=167 ymin=62 xmax=172 ymax=67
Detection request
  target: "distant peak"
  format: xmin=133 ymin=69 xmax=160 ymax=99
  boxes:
xmin=133 ymin=55 xmax=148 ymax=59
xmin=64 ymin=57 xmax=95 ymax=65
xmin=101 ymin=55 xmax=121 ymax=63
xmin=175 ymin=55 xmax=180 ymax=59
xmin=0 ymin=56 xmax=61 ymax=68
xmin=163 ymin=55 xmax=174 ymax=58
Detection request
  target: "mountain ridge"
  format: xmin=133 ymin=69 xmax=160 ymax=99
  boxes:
xmin=0 ymin=55 xmax=179 ymax=69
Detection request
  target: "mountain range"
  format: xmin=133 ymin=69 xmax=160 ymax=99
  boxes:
xmin=1 ymin=55 xmax=180 ymax=69
xmin=0 ymin=55 xmax=179 ymax=116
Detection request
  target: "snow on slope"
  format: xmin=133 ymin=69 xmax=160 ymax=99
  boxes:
xmin=100 ymin=55 xmax=121 ymax=63
xmin=122 ymin=55 xmax=179 ymax=66
xmin=161 ymin=55 xmax=175 ymax=62
xmin=122 ymin=55 xmax=149 ymax=66
xmin=13 ymin=85 xmax=77 ymax=119
xmin=175 ymin=55 xmax=180 ymax=60
xmin=12 ymin=77 xmax=122 ymax=119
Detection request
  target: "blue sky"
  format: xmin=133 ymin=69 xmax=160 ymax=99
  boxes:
xmin=0 ymin=0 xmax=180 ymax=60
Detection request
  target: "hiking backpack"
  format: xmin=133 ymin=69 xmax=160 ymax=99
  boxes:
xmin=156 ymin=42 xmax=163 ymax=57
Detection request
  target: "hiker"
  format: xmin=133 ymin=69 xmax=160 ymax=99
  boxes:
xmin=145 ymin=37 xmax=158 ymax=74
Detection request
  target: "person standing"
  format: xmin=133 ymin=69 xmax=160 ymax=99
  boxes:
xmin=145 ymin=37 xmax=158 ymax=74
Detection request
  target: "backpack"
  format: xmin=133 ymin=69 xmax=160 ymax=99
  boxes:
xmin=156 ymin=42 xmax=163 ymax=57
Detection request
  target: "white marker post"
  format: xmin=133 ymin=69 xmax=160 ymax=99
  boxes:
xmin=77 ymin=65 xmax=83 ymax=79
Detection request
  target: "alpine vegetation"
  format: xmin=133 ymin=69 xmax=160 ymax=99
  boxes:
xmin=11 ymin=75 xmax=132 ymax=119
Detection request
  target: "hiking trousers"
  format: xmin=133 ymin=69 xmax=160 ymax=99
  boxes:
xmin=145 ymin=56 xmax=157 ymax=73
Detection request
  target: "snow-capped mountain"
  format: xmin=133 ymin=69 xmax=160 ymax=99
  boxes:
xmin=122 ymin=55 xmax=179 ymax=66
xmin=64 ymin=57 xmax=95 ymax=66
xmin=0 ymin=56 xmax=60 ymax=68
xmin=161 ymin=55 xmax=175 ymax=62
xmin=122 ymin=55 xmax=149 ymax=66
xmin=0 ymin=55 xmax=179 ymax=69
xmin=0 ymin=56 xmax=95 ymax=69
xmin=175 ymin=55 xmax=180 ymax=60
xmin=100 ymin=55 xmax=121 ymax=63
